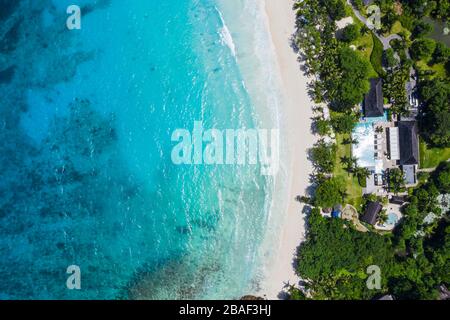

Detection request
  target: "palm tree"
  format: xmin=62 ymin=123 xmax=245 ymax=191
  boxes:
xmin=341 ymin=156 xmax=358 ymax=174
xmin=355 ymin=167 xmax=371 ymax=183
xmin=377 ymin=210 xmax=388 ymax=225
xmin=340 ymin=156 xmax=351 ymax=170
xmin=360 ymin=25 xmax=370 ymax=36
xmin=343 ymin=137 xmax=358 ymax=145
xmin=389 ymin=168 xmax=406 ymax=195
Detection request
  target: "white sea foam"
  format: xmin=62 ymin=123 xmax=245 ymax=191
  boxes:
xmin=216 ymin=7 xmax=237 ymax=57
xmin=214 ymin=0 xmax=289 ymax=297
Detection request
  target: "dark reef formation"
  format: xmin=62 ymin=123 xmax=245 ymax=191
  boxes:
xmin=0 ymin=0 xmax=19 ymax=22
xmin=0 ymin=65 xmax=15 ymax=84
xmin=0 ymin=0 xmax=144 ymax=299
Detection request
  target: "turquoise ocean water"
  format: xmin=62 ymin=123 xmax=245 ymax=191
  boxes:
xmin=0 ymin=0 xmax=283 ymax=299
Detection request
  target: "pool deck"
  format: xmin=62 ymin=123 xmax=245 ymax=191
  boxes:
xmin=374 ymin=204 xmax=403 ymax=231
xmin=342 ymin=205 xmax=369 ymax=232
xmin=374 ymin=121 xmax=399 ymax=171
xmin=353 ymin=115 xmax=404 ymax=197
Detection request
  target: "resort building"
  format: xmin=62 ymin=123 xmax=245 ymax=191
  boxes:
xmin=363 ymin=78 xmax=384 ymax=118
xmin=398 ymin=121 xmax=419 ymax=185
xmin=439 ymin=285 xmax=450 ymax=300
xmin=387 ymin=127 xmax=400 ymax=161
xmin=361 ymin=201 xmax=383 ymax=226
xmin=398 ymin=121 xmax=419 ymax=165
xmin=404 ymin=87 xmax=419 ymax=121
xmin=351 ymin=78 xmax=419 ymax=231
xmin=402 ymin=69 xmax=419 ymax=121
xmin=389 ymin=195 xmax=407 ymax=206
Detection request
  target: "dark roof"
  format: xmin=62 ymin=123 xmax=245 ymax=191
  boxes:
xmin=361 ymin=201 xmax=383 ymax=225
xmin=364 ymin=78 xmax=384 ymax=117
xmin=402 ymin=165 xmax=416 ymax=185
xmin=439 ymin=285 xmax=450 ymax=300
xmin=398 ymin=121 xmax=419 ymax=165
xmin=389 ymin=196 xmax=407 ymax=205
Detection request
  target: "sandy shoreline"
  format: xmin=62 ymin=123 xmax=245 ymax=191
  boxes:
xmin=261 ymin=0 xmax=316 ymax=299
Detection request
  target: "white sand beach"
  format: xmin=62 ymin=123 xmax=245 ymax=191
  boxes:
xmin=261 ymin=0 xmax=316 ymax=299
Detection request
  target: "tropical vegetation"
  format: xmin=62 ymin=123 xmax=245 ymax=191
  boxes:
xmin=292 ymin=0 xmax=450 ymax=300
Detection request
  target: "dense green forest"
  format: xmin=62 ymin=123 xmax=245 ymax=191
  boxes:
xmin=291 ymin=163 xmax=450 ymax=300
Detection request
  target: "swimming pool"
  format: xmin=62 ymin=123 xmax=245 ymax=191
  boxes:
xmin=352 ymin=114 xmax=387 ymax=172
xmin=387 ymin=213 xmax=399 ymax=225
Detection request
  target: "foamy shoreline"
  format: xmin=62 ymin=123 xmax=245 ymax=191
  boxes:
xmin=260 ymin=0 xmax=316 ymax=299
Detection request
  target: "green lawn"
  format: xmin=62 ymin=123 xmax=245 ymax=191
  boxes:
xmin=334 ymin=133 xmax=363 ymax=211
xmin=390 ymin=21 xmax=403 ymax=35
xmin=352 ymin=32 xmax=373 ymax=58
xmin=370 ymin=32 xmax=384 ymax=76
xmin=351 ymin=32 xmax=379 ymax=78
xmin=416 ymin=59 xmax=447 ymax=79
xmin=420 ymin=141 xmax=450 ymax=169
xmin=344 ymin=3 xmax=379 ymax=78
xmin=386 ymin=20 xmax=411 ymax=39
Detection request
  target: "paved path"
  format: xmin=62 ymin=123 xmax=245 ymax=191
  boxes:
xmin=342 ymin=205 xmax=369 ymax=232
xmin=347 ymin=0 xmax=416 ymax=81
xmin=346 ymin=0 xmax=401 ymax=50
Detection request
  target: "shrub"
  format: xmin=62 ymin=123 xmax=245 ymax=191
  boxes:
xmin=411 ymin=38 xmax=437 ymax=60
xmin=341 ymin=24 xmax=360 ymax=42
xmin=331 ymin=113 xmax=358 ymax=133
